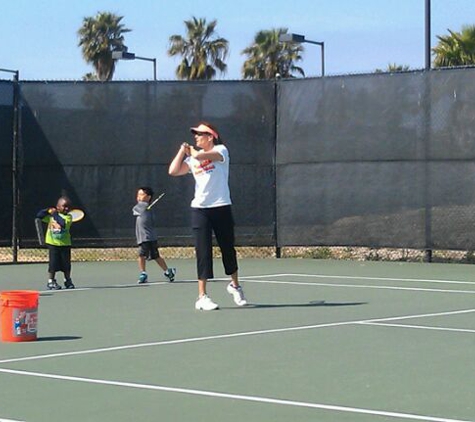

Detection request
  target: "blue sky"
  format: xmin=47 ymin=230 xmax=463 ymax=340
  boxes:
xmin=1 ymin=0 xmax=474 ymax=81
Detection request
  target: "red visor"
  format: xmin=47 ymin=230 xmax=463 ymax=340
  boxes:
xmin=190 ymin=124 xmax=218 ymax=139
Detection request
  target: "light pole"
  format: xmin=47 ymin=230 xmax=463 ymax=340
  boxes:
xmin=112 ymin=51 xmax=157 ymax=81
xmin=0 ymin=68 xmax=19 ymax=79
xmin=279 ymin=33 xmax=325 ymax=77
xmin=425 ymin=0 xmax=431 ymax=70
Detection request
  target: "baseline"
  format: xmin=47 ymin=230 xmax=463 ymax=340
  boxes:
xmin=240 ymin=273 xmax=475 ymax=286
xmin=242 ymin=278 xmax=475 ymax=295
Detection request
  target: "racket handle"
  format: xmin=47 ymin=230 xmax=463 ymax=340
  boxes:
xmin=147 ymin=199 xmax=158 ymax=210
xmin=35 ymin=218 xmax=45 ymax=246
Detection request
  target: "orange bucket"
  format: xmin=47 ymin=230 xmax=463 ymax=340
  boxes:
xmin=0 ymin=290 xmax=39 ymax=342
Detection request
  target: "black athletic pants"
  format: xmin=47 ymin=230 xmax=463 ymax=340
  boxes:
xmin=191 ymin=205 xmax=238 ymax=280
xmin=47 ymin=245 xmax=71 ymax=274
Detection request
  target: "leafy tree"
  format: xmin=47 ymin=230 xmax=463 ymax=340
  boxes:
xmin=78 ymin=12 xmax=131 ymax=81
xmin=168 ymin=17 xmax=229 ymax=80
xmin=375 ymin=63 xmax=410 ymax=73
xmin=433 ymin=25 xmax=475 ymax=67
xmin=241 ymin=28 xmax=305 ymax=79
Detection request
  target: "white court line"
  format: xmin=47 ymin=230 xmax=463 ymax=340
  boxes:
xmin=0 ymin=368 xmax=471 ymax=422
xmin=0 ymin=419 xmax=25 ymax=422
xmin=243 ymin=279 xmax=475 ymax=294
xmin=360 ymin=322 xmax=475 ymax=334
xmin=0 ymin=320 xmax=369 ymax=364
xmin=1 ymin=308 xmax=474 ymax=365
xmin=240 ymin=273 xmax=475 ymax=286
xmin=37 ymin=273 xmax=475 ymax=295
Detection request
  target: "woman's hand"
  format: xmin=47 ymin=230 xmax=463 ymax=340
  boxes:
xmin=181 ymin=142 xmax=191 ymax=156
xmin=169 ymin=143 xmax=192 ymax=176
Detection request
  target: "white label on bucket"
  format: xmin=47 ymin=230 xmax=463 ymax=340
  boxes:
xmin=13 ymin=308 xmax=38 ymax=336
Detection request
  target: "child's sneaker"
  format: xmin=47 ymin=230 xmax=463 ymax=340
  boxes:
xmin=47 ymin=280 xmax=62 ymax=290
xmin=64 ymin=279 xmax=75 ymax=289
xmin=227 ymin=283 xmax=247 ymax=306
xmin=137 ymin=272 xmax=148 ymax=284
xmin=164 ymin=268 xmax=176 ymax=282
xmin=195 ymin=294 xmax=219 ymax=311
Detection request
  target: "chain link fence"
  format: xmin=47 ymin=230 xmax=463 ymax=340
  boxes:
xmin=3 ymin=68 xmax=475 ymax=265
xmin=2 ymin=245 xmax=475 ymax=265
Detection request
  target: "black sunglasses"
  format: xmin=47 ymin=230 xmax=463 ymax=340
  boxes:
xmin=192 ymin=131 xmax=210 ymax=136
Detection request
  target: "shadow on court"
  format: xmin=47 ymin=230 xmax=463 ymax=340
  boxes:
xmin=37 ymin=336 xmax=82 ymax=342
xmin=231 ymin=301 xmax=367 ymax=309
xmin=39 ymin=283 xmax=167 ymax=293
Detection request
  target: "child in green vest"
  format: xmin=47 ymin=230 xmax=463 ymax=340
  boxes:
xmin=36 ymin=196 xmax=75 ymax=290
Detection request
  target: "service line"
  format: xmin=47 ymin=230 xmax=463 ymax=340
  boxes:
xmin=1 ymin=308 xmax=474 ymax=365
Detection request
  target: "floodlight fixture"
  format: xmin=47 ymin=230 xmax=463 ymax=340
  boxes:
xmin=279 ymin=33 xmax=325 ymax=77
xmin=112 ymin=50 xmax=157 ymax=80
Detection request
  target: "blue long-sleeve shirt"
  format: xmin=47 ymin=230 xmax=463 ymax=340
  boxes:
xmin=36 ymin=208 xmax=72 ymax=246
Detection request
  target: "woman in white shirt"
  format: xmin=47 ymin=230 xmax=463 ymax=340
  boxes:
xmin=169 ymin=122 xmax=247 ymax=311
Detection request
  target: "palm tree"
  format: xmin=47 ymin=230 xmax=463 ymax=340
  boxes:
xmin=78 ymin=12 xmax=131 ymax=81
xmin=241 ymin=28 xmax=305 ymax=79
xmin=82 ymin=72 xmax=99 ymax=81
xmin=433 ymin=25 xmax=475 ymax=67
xmin=168 ymin=17 xmax=229 ymax=80
xmin=375 ymin=63 xmax=410 ymax=73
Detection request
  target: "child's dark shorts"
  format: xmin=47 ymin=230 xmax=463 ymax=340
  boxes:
xmin=138 ymin=241 xmax=160 ymax=260
xmin=47 ymin=245 xmax=71 ymax=273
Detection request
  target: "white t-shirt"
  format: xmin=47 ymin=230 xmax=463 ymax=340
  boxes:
xmin=184 ymin=144 xmax=232 ymax=208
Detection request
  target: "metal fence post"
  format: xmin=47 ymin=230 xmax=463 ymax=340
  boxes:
xmin=12 ymin=71 xmax=20 ymax=263
xmin=273 ymin=78 xmax=281 ymax=258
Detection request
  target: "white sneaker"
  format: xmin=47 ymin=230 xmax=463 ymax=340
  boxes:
xmin=195 ymin=294 xmax=219 ymax=311
xmin=227 ymin=283 xmax=247 ymax=306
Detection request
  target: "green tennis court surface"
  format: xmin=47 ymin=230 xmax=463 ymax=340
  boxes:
xmin=1 ymin=258 xmax=474 ymax=422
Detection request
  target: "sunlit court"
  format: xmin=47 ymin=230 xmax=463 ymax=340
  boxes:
xmin=1 ymin=258 xmax=474 ymax=422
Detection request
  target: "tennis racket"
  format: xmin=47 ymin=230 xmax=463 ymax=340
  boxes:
xmin=34 ymin=218 xmax=45 ymax=246
xmin=147 ymin=193 xmax=165 ymax=210
xmin=69 ymin=209 xmax=85 ymax=222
